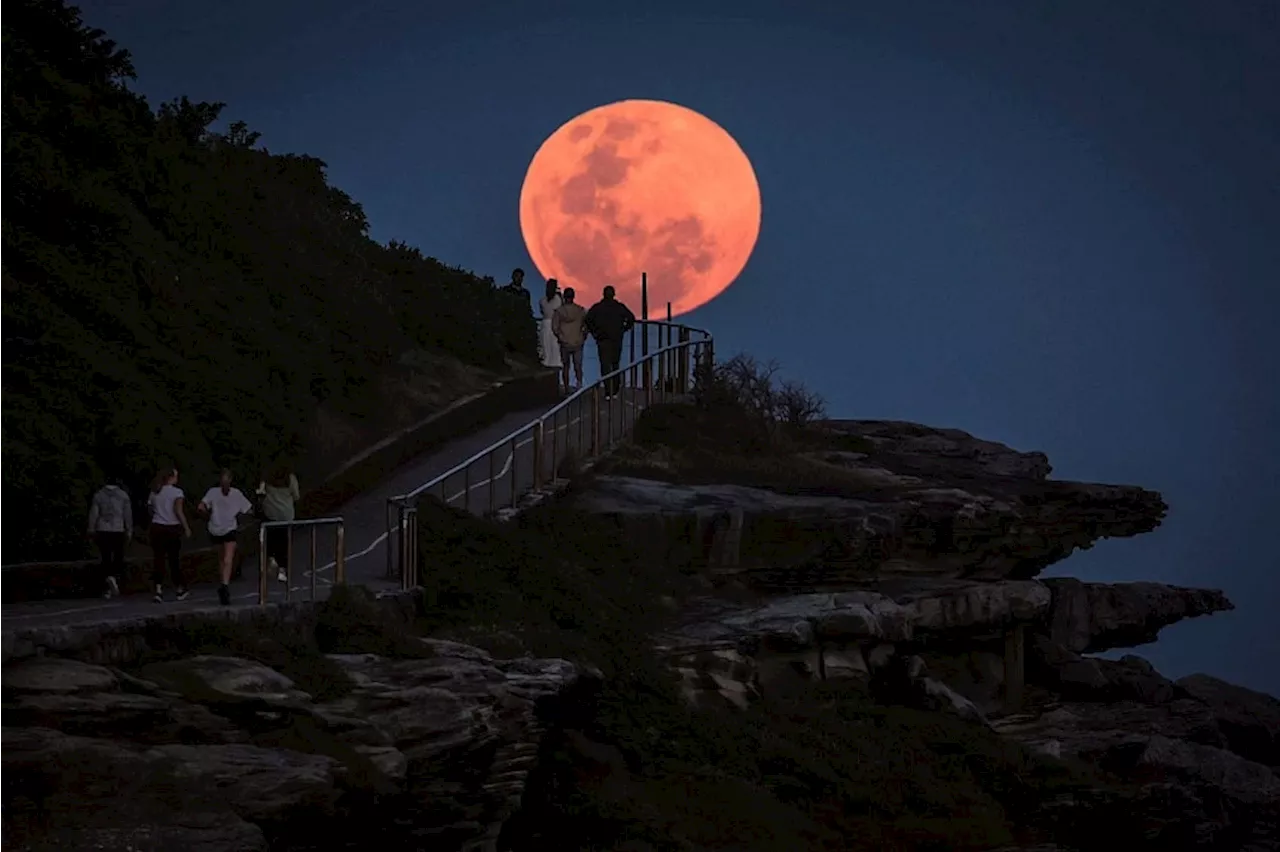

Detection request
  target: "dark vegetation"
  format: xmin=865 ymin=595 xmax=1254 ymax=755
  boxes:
xmin=602 ymin=352 xmax=880 ymax=494
xmin=1 ymin=0 xmax=537 ymax=561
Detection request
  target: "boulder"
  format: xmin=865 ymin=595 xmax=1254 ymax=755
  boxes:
xmin=1176 ymin=673 xmax=1280 ymax=769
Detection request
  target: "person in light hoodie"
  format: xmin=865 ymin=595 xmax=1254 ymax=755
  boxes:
xmin=87 ymin=473 xmax=133 ymax=599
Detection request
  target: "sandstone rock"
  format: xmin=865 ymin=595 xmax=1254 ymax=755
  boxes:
xmin=915 ymin=675 xmax=990 ymax=726
xmin=1177 ymin=673 xmax=1280 ymax=769
xmin=820 ymin=419 xmax=1054 ymax=480
xmin=1131 ymin=735 xmax=1280 ymax=804
xmin=8 ymin=812 xmax=269 ymax=852
xmin=991 ymin=699 xmax=1229 ymax=759
xmin=896 ymin=579 xmax=1051 ymax=635
xmin=141 ymin=655 xmax=314 ymax=706
xmin=3 ymin=725 xmax=340 ymax=834
xmin=865 ymin=643 xmax=896 ymax=671
xmin=823 ymin=647 xmax=869 ymax=680
xmin=667 ymin=580 xmax=1050 ymax=659
xmin=4 ymin=657 xmax=119 ymax=694
xmin=756 ymin=648 xmax=824 ymax=691
xmin=3 ymin=642 xmax=581 ymax=852
xmin=917 ymin=649 xmax=1007 ymax=716
xmin=1044 ymin=578 xmax=1234 ymax=654
xmin=574 ymin=469 xmax=1166 ymax=586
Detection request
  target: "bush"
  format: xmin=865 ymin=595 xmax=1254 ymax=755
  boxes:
xmin=693 ymin=353 xmax=828 ymax=435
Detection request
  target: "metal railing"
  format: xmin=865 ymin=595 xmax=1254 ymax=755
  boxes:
xmin=385 ymin=320 xmax=713 ymax=588
xmin=257 ymin=517 xmax=346 ymax=604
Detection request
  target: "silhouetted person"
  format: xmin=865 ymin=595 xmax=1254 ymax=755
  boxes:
xmin=539 ymin=278 xmax=564 ymax=371
xmin=586 ymin=285 xmax=636 ymax=397
xmin=87 ymin=474 xmax=132 ymax=599
xmin=257 ymin=463 xmax=300 ymax=583
xmin=553 ymin=287 xmax=588 ymax=391
xmin=147 ymin=466 xmax=191 ymax=602
xmin=501 ymin=267 xmax=528 ymax=299
xmin=199 ymin=468 xmax=253 ymax=606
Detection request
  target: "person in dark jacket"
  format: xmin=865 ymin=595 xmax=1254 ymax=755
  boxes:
xmin=500 ymin=267 xmax=528 ymax=299
xmin=585 ymin=286 xmax=637 ymax=397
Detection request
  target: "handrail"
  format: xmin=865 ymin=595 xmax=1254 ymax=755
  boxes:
xmin=257 ymin=517 xmax=346 ymax=605
xmin=384 ymin=320 xmax=713 ymax=587
xmin=394 ymin=327 xmax=711 ymax=505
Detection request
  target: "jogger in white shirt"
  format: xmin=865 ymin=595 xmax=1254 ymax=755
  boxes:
xmin=198 ymin=469 xmax=253 ymax=606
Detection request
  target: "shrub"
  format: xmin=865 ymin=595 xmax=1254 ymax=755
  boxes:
xmin=693 ymin=353 xmax=828 ymax=436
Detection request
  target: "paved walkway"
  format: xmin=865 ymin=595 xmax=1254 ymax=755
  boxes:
xmin=2 ymin=388 xmax=645 ymax=631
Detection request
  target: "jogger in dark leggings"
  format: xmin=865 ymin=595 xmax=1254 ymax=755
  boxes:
xmin=150 ymin=523 xmax=185 ymax=592
xmin=147 ymin=466 xmax=192 ymax=602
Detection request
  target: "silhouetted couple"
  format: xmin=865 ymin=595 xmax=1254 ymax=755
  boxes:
xmin=551 ymin=285 xmax=635 ymax=397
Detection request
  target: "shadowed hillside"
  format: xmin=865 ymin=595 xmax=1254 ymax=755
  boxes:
xmin=1 ymin=0 xmax=538 ymax=560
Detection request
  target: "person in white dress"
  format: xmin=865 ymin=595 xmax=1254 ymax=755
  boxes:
xmin=198 ymin=468 xmax=253 ymax=606
xmin=538 ymin=278 xmax=564 ymax=373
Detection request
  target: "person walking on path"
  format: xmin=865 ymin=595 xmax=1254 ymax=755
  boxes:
xmin=87 ymin=474 xmax=132 ymax=599
xmin=257 ymin=464 xmax=300 ymax=583
xmin=585 ymin=285 xmax=637 ymax=398
xmin=147 ymin=466 xmax=191 ymax=602
xmin=198 ymin=468 xmax=253 ymax=606
xmin=552 ymin=287 xmax=588 ymax=392
xmin=538 ymin=278 xmax=564 ymax=371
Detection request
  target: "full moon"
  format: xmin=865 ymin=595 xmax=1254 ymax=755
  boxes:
xmin=519 ymin=99 xmax=761 ymax=317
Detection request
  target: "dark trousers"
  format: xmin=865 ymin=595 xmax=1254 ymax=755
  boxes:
xmin=94 ymin=531 xmax=125 ymax=589
xmin=149 ymin=524 xmax=186 ymax=588
xmin=265 ymin=525 xmax=290 ymax=569
xmin=597 ymin=338 xmax=623 ymax=395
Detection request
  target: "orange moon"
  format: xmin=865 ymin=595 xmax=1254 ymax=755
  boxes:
xmin=519 ymin=99 xmax=761 ymax=317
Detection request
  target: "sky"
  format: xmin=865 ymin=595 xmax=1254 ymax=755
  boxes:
xmin=77 ymin=0 xmax=1279 ymax=696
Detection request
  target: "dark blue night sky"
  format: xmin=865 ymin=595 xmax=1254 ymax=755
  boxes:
xmin=79 ymin=0 xmax=1279 ymax=695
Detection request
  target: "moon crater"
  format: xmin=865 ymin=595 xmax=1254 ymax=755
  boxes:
xmin=519 ymin=99 xmax=761 ymax=316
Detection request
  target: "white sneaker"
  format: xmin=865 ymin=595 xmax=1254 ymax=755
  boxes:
xmin=103 ymin=576 xmax=119 ymax=599
xmin=269 ymin=557 xmax=287 ymax=583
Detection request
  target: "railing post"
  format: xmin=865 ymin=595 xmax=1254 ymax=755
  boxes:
xmin=309 ymin=526 xmax=317 ymax=600
xmin=508 ymin=436 xmax=518 ymax=507
xmin=657 ymin=344 xmax=666 ymax=401
xmin=394 ymin=501 xmax=404 ymax=588
xmin=258 ymin=523 xmax=268 ymax=605
xmin=489 ymin=447 xmax=497 ymax=515
xmin=462 ymin=462 xmax=471 ymax=513
xmin=406 ymin=509 xmax=416 ymax=588
xmin=549 ymin=409 xmax=559 ymax=481
xmin=335 ymin=522 xmax=346 ymax=585
xmin=384 ymin=501 xmax=393 ymax=579
xmin=679 ymin=327 xmax=690 ymax=393
xmin=590 ymin=385 xmax=600 ymax=457
xmin=284 ymin=523 xmax=294 ymax=602
xmin=645 ymin=353 xmax=654 ymax=408
xmin=532 ymin=419 xmax=545 ymax=490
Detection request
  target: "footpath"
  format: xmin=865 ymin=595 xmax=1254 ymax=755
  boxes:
xmin=2 ymin=382 xmax=642 ymax=632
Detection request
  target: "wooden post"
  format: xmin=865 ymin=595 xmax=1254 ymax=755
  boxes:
xmin=1004 ymin=624 xmax=1025 ymax=712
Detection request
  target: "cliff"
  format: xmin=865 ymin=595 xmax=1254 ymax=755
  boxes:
xmin=4 ymin=405 xmax=1276 ymax=851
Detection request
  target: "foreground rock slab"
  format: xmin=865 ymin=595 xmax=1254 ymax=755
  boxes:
xmin=2 ymin=644 xmax=579 ymax=852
